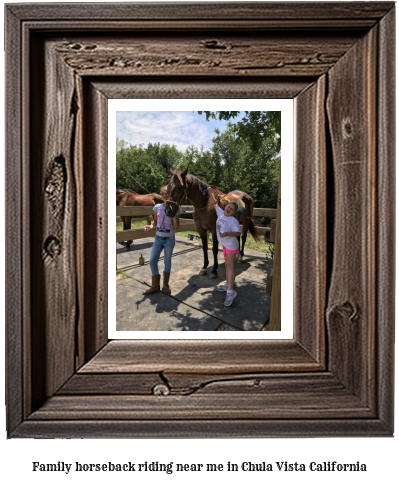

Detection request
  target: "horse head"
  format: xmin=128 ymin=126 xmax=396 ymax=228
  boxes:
xmin=116 ymin=189 xmax=128 ymax=205
xmin=165 ymin=167 xmax=188 ymax=217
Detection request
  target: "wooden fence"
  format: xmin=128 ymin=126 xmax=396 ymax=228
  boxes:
xmin=116 ymin=206 xmax=277 ymax=243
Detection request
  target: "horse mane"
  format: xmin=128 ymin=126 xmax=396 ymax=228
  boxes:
xmin=186 ymin=174 xmax=224 ymax=202
xmin=186 ymin=173 xmax=208 ymax=193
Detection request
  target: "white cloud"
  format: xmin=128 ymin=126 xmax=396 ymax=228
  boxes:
xmin=116 ymin=111 xmax=215 ymax=152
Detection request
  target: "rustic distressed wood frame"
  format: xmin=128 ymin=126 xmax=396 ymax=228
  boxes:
xmin=5 ymin=2 xmax=395 ymax=438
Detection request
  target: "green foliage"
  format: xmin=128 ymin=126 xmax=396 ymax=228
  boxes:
xmin=116 ymin=139 xmax=177 ymax=193
xmin=175 ymin=145 xmax=218 ymax=186
xmin=198 ymin=111 xmax=281 ymax=152
xmin=207 ymin=112 xmax=281 ymax=215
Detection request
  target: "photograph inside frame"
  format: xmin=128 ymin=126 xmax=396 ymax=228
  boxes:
xmin=109 ymin=100 xmax=293 ymax=339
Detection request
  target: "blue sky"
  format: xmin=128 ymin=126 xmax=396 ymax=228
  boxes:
xmin=116 ymin=111 xmax=244 ymax=152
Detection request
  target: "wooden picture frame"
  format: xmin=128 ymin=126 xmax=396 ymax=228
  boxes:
xmin=5 ymin=2 xmax=395 ymax=438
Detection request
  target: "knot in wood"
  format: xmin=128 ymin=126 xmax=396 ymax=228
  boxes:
xmin=339 ymin=301 xmax=358 ymax=321
xmin=201 ymin=40 xmax=227 ymax=50
xmin=328 ymin=301 xmax=359 ymax=323
xmin=342 ymin=119 xmax=353 ymax=138
xmin=43 ymin=236 xmax=62 ymax=265
xmin=45 ymin=180 xmax=56 ymax=197
xmin=152 ymin=383 xmax=170 ymax=396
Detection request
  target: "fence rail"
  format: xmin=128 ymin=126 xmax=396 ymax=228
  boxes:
xmin=116 ymin=216 xmax=153 ymax=223
xmin=116 ymin=220 xmax=198 ymax=242
xmin=116 ymin=206 xmax=276 ymax=243
xmin=117 ymin=206 xmax=277 ymax=218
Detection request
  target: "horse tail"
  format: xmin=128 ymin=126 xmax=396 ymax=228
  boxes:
xmin=248 ymin=219 xmax=261 ymax=242
xmin=242 ymin=196 xmax=261 ymax=242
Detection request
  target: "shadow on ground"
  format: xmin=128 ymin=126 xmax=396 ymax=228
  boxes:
xmin=116 ymin=236 xmax=273 ymax=332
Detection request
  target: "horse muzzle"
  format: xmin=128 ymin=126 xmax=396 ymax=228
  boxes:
xmin=165 ymin=201 xmax=179 ymax=218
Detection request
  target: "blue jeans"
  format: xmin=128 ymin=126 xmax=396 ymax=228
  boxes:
xmin=149 ymin=235 xmax=175 ymax=276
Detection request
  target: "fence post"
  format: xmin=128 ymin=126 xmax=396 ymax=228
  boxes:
xmin=269 ymin=169 xmax=281 ymax=331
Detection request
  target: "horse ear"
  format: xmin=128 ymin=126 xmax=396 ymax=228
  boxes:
xmin=181 ymin=167 xmax=188 ymax=180
xmin=168 ymin=167 xmax=174 ymax=176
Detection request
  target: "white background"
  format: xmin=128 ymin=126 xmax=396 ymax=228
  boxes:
xmin=1 ymin=1 xmax=397 ymax=486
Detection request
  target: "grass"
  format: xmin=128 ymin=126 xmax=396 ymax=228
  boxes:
xmin=116 ymin=221 xmax=144 ymax=231
xmin=116 ymin=267 xmax=130 ymax=280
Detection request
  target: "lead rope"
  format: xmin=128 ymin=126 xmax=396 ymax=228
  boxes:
xmin=167 ymin=187 xmax=240 ymax=215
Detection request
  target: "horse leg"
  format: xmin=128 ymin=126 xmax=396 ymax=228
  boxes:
xmin=198 ymin=228 xmax=209 ymax=276
xmin=120 ymin=216 xmax=128 ymax=246
xmin=237 ymin=233 xmax=247 ymax=262
xmin=123 ymin=217 xmax=132 ymax=250
xmin=210 ymin=229 xmax=219 ymax=278
xmin=235 ymin=236 xmax=241 ymax=261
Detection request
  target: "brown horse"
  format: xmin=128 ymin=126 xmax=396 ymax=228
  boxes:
xmin=117 ymin=189 xmax=164 ymax=250
xmin=166 ymin=168 xmax=260 ymax=278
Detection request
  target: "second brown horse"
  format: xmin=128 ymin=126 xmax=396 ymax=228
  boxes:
xmin=117 ymin=189 xmax=164 ymax=250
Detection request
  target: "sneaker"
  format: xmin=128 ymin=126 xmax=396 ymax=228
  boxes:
xmin=216 ymin=284 xmax=228 ymax=292
xmin=224 ymin=290 xmax=237 ymax=306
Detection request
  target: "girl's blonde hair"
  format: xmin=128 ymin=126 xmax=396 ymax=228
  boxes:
xmin=227 ymin=202 xmax=238 ymax=214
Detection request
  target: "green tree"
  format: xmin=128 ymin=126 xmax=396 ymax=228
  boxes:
xmin=204 ymin=113 xmax=281 ymax=220
xmin=116 ymin=140 xmax=175 ymax=194
xmin=211 ymin=128 xmax=243 ymax=193
xmin=116 ymin=137 xmax=130 ymax=152
xmin=146 ymin=142 xmax=183 ymax=173
xmin=198 ymin=111 xmax=281 ymax=152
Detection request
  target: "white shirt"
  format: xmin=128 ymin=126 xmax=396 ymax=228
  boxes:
xmin=215 ymin=206 xmax=241 ymax=250
xmin=153 ymin=204 xmax=180 ymax=237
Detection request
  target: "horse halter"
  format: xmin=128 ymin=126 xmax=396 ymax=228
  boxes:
xmin=164 ymin=185 xmax=188 ymax=218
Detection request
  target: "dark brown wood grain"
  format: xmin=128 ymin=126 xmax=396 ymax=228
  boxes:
xmin=90 ymin=78 xmax=311 ymax=100
xmin=82 ymin=80 xmax=109 ymax=363
xmin=30 ymin=34 xmax=77 ymax=409
xmin=294 ymin=76 xmax=326 ymax=360
xmin=375 ymin=5 xmax=395 ymax=430
xmin=6 ymin=2 xmax=394 ymax=22
xmin=54 ymin=33 xmax=360 ymax=78
xmin=5 ymin=4 xmax=25 ymax=436
xmin=78 ymin=340 xmax=321 ymax=373
xmin=5 ymin=2 xmax=395 ymax=438
xmin=326 ymin=26 xmax=377 ymax=403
